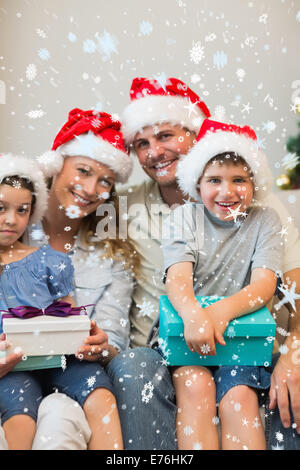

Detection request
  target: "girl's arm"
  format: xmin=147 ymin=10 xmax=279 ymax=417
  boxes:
xmin=166 ymin=262 xmax=225 ymax=355
xmin=204 ymin=267 xmax=277 ymax=334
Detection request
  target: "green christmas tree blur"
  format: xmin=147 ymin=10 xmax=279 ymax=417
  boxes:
xmin=276 ymin=115 xmax=300 ymax=190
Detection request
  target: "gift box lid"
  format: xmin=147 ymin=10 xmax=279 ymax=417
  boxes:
xmin=2 ymin=314 xmax=91 ymax=333
xmin=159 ymin=295 xmax=276 ymax=337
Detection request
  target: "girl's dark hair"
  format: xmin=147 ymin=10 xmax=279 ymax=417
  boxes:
xmin=0 ymin=176 xmax=36 ymax=274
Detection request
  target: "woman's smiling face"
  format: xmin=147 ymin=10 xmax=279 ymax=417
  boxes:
xmin=50 ymin=156 xmax=116 ymax=218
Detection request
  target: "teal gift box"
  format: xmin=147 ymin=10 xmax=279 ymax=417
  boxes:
xmin=0 ymin=353 xmax=63 ymax=372
xmin=158 ymin=295 xmax=276 ymax=366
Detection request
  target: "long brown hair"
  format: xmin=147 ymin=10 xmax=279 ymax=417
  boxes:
xmin=79 ymin=187 xmax=140 ymax=277
xmin=0 ymin=176 xmax=36 ymax=274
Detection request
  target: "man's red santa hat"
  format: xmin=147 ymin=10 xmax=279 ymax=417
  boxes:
xmin=37 ymin=108 xmax=132 ymax=183
xmin=121 ymin=77 xmax=211 ymax=144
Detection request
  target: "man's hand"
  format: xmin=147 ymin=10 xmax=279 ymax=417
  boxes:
xmin=269 ymin=335 xmax=300 ymax=434
xmin=0 ymin=333 xmax=23 ymax=378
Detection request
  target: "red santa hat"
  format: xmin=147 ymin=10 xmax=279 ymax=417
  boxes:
xmin=121 ymin=77 xmax=211 ymax=144
xmin=37 ymin=109 xmax=132 ymax=183
xmin=0 ymin=153 xmax=48 ymax=224
xmin=177 ymin=119 xmax=273 ymax=202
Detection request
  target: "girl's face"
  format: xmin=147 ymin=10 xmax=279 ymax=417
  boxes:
xmin=0 ymin=184 xmax=33 ymax=247
xmin=197 ymin=161 xmax=254 ymax=221
xmin=49 ymin=156 xmax=116 ymax=218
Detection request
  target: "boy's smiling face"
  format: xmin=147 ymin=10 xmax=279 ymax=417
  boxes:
xmin=197 ymin=159 xmax=254 ymax=221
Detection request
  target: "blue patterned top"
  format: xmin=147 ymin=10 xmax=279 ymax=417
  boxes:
xmin=0 ymin=244 xmax=74 ymax=331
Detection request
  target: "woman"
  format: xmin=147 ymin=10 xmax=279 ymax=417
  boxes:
xmin=0 ymin=108 xmax=138 ymax=449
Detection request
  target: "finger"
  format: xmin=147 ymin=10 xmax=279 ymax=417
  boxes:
xmin=269 ymin=375 xmax=277 ymax=410
xmin=215 ymin=330 xmax=226 ymax=346
xmin=276 ymin=382 xmax=291 ymax=428
xmin=0 ymin=340 xmax=12 ymax=351
xmin=0 ymin=333 xmax=6 ymax=341
xmin=287 ymin=376 xmax=300 ymax=431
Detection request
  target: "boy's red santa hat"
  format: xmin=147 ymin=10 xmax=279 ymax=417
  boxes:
xmin=177 ymin=119 xmax=273 ymax=202
xmin=37 ymin=108 xmax=132 ymax=183
xmin=0 ymin=153 xmax=48 ymax=224
xmin=121 ymin=76 xmax=211 ymax=144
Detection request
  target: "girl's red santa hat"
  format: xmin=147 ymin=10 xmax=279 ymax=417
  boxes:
xmin=177 ymin=119 xmax=273 ymax=202
xmin=37 ymin=108 xmax=133 ymax=183
xmin=121 ymin=76 xmax=211 ymax=144
xmin=0 ymin=153 xmax=48 ymax=224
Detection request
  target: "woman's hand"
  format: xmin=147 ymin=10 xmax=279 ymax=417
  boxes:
xmin=0 ymin=333 xmax=23 ymax=378
xmin=75 ymin=321 xmax=110 ymax=362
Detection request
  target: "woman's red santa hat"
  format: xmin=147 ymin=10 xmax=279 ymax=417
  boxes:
xmin=37 ymin=108 xmax=133 ymax=183
xmin=177 ymin=118 xmax=273 ymax=202
xmin=121 ymin=76 xmax=211 ymax=144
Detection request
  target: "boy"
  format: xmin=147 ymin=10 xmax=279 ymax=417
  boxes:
xmin=162 ymin=119 xmax=283 ymax=450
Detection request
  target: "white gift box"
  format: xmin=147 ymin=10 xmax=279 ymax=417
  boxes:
xmin=2 ymin=315 xmax=91 ymax=356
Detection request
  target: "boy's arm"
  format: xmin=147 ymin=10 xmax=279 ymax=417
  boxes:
xmin=166 ymin=262 xmax=225 ymax=355
xmin=204 ymin=267 xmax=277 ymax=331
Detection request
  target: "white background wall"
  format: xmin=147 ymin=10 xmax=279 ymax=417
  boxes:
xmin=0 ymin=0 xmax=299 ymax=226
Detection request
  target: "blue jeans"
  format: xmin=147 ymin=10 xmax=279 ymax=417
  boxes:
xmin=265 ymin=353 xmax=300 ymax=450
xmin=107 ymin=347 xmax=177 ymax=450
xmin=107 ymin=348 xmax=300 ymax=450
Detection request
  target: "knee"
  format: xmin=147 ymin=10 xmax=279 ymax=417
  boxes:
xmin=83 ymin=388 xmax=117 ymax=415
xmin=173 ymin=367 xmax=216 ymax=404
xmin=219 ymin=385 xmax=258 ymax=416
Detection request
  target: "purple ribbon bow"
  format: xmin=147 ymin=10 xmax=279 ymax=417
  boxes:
xmin=1 ymin=301 xmax=95 ymax=324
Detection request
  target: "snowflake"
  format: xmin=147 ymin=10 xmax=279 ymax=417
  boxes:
xmin=183 ymin=425 xmax=194 ymax=436
xmin=281 ymin=153 xmax=299 ymax=170
xmin=12 ymin=179 xmax=22 ymax=190
xmin=61 ymin=354 xmax=67 ymax=371
xmin=227 ymin=326 xmax=236 ymax=338
xmin=271 ymin=443 xmax=284 ymax=450
xmin=65 ymin=205 xmax=81 ymax=219
xmin=224 ymin=204 xmax=248 ymax=223
xmin=139 ymin=21 xmax=153 ymax=36
xmin=193 ymin=442 xmax=203 ymax=450
xmin=137 ymin=299 xmax=155 ymax=318
xmin=213 ymin=51 xmax=227 ymax=70
xmin=200 ymin=343 xmax=210 ymax=355
xmin=96 ymin=30 xmax=119 ymax=61
xmin=236 ymin=68 xmax=246 ymax=81
xmin=274 ymin=281 xmax=300 ymax=312
xmin=212 ymin=416 xmax=219 ymax=425
xmin=189 ymin=41 xmax=205 ymax=64
xmin=38 ymin=48 xmax=51 ymax=61
xmin=275 ymin=431 xmax=284 ymax=442
xmin=297 ymin=11 xmax=300 ymax=22
xmin=86 ymin=376 xmax=96 ymax=388
xmin=68 ymin=32 xmax=77 ymax=42
xmin=120 ymin=318 xmax=128 ymax=328
xmin=31 ymin=228 xmax=45 ymax=241
xmin=64 ymin=243 xmax=72 ymax=251
xmin=141 ymin=381 xmax=154 ymax=403
xmin=26 ymin=63 xmax=37 ymax=81
xmin=58 ymin=262 xmax=67 ymax=272
xmin=26 ymin=109 xmax=46 ymax=119
xmin=83 ymin=39 xmax=97 ymax=54
xmin=279 ymin=344 xmax=289 ymax=355
xmin=36 ymin=28 xmax=47 ymax=38
xmin=262 ymin=120 xmax=276 ymax=134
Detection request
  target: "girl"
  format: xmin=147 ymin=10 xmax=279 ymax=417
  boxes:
xmin=0 ymin=109 xmax=137 ymax=450
xmin=0 ymin=153 xmax=124 ymax=450
xmin=162 ymin=119 xmax=283 ymax=450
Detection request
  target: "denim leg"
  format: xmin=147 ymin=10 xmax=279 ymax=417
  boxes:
xmin=265 ymin=353 xmax=300 ymax=450
xmin=106 ymin=347 xmax=177 ymax=450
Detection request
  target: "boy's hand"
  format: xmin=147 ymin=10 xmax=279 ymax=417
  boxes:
xmin=182 ymin=307 xmax=218 ymax=356
xmin=76 ymin=321 xmax=109 ymax=362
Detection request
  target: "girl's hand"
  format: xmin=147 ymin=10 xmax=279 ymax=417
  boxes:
xmin=0 ymin=333 xmax=23 ymax=377
xmin=183 ymin=307 xmax=219 ymax=356
xmin=75 ymin=321 xmax=109 ymax=362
